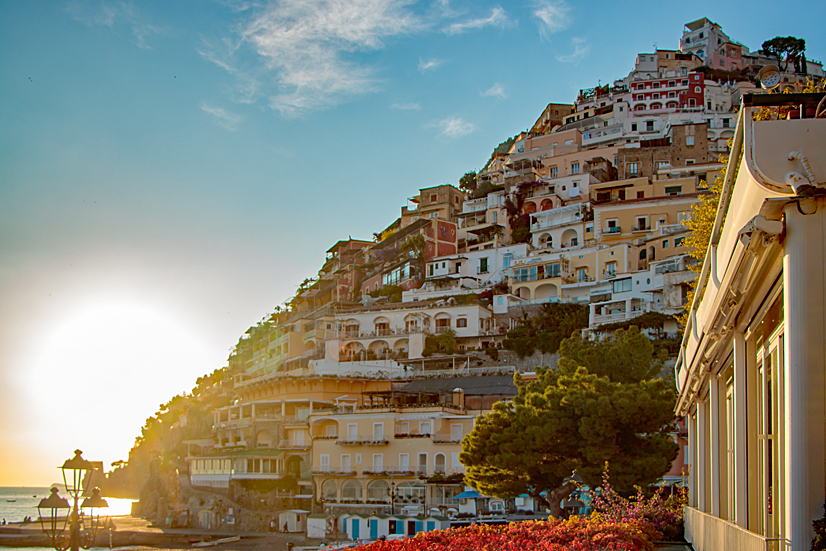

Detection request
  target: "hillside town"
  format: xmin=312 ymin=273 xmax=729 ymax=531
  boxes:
xmin=98 ymin=18 xmax=826 ymax=550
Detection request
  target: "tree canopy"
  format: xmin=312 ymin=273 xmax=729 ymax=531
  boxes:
xmin=502 ymin=302 xmax=589 ymax=357
xmin=459 ymin=171 xmax=478 ymax=192
xmin=762 ymin=36 xmax=806 ymax=73
xmin=460 ymin=327 xmax=678 ymax=517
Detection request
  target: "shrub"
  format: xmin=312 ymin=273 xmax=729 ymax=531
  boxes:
xmin=590 ymin=464 xmax=686 ymax=541
xmin=353 ymin=517 xmax=657 ymax=550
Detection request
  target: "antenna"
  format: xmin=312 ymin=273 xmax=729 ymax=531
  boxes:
xmin=653 ymin=42 xmax=658 ymax=51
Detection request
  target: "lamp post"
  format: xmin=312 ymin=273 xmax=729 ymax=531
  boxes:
xmin=37 ymin=450 xmax=108 ymax=551
xmin=387 ymin=481 xmax=398 ymax=516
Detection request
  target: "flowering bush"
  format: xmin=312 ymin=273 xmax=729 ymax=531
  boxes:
xmin=590 ymin=465 xmax=686 ymax=541
xmin=352 ymin=517 xmax=657 ymax=551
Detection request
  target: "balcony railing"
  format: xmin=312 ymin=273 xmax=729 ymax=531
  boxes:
xmin=602 ymin=226 xmax=621 ymax=234
xmin=362 ymin=465 xmax=416 ymax=476
xmin=339 ymin=327 xmax=423 ymax=339
xmin=632 ymin=223 xmax=651 ymax=232
xmin=337 ymin=435 xmax=390 ymax=446
xmin=278 ymin=439 xmax=311 ymax=450
xmin=432 ymin=435 xmax=464 ymax=444
xmin=311 ymin=467 xmax=356 ymax=476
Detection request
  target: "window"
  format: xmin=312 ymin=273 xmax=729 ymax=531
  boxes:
xmin=686 ymin=135 xmax=695 ymax=146
xmin=605 ymin=262 xmax=617 ymax=277
xmin=646 ymin=120 xmax=654 ymax=132
xmin=430 ymin=194 xmax=437 ymax=202
xmin=675 ymin=236 xmax=686 ymax=247
xmin=479 ymin=257 xmax=488 ymax=273
xmin=637 ymin=191 xmax=644 ymax=199
xmin=631 ymin=123 xmax=638 ymax=131
xmin=657 ymin=160 xmax=670 ymax=169
xmin=722 ymin=118 xmax=730 ymax=128
xmin=456 ymin=318 xmax=467 ymax=328
xmin=550 ymin=166 xmax=558 ymax=178
xmin=576 ymin=267 xmax=588 ymax=282
xmin=665 ymin=185 xmax=682 ymax=196
xmin=419 ymin=421 xmax=431 ymax=435
xmin=571 ymin=162 xmax=580 ymax=175
xmin=612 ymin=278 xmax=632 ymax=293
xmin=629 ymin=162 xmax=639 ymax=175
xmin=663 ymin=240 xmax=669 ymax=248
xmin=545 ymin=263 xmax=561 ymax=277
xmin=695 ymin=86 xmax=701 ymax=93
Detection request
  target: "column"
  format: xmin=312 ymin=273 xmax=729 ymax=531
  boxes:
xmin=709 ymin=377 xmax=721 ymax=517
xmin=625 ymin=298 xmax=633 ymax=320
xmin=733 ymin=332 xmax=748 ymax=528
xmin=697 ymin=399 xmax=708 ymax=513
xmin=687 ymin=412 xmax=696 ymax=508
xmin=782 ymin=201 xmax=826 ymax=550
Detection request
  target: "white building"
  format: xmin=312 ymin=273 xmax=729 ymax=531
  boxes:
xmin=676 ymin=92 xmax=826 ymax=550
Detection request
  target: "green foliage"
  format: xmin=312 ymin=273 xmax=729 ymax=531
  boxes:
xmin=504 ymin=188 xmax=532 ymax=244
xmin=461 ymin=327 xmax=678 ymax=513
xmin=762 ymin=36 xmax=806 ymax=72
xmin=459 ymin=171 xmax=478 ymax=192
xmin=502 ymin=303 xmax=589 ymax=357
xmin=369 ymin=284 xmax=403 ymax=303
xmin=557 ymin=328 xmax=665 ymax=384
xmin=470 ymin=181 xmax=504 ymax=200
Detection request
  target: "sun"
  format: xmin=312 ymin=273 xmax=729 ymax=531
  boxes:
xmin=21 ymin=300 xmax=216 ymax=475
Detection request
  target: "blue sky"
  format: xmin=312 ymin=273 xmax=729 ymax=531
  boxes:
xmin=1 ymin=0 xmax=824 ymax=485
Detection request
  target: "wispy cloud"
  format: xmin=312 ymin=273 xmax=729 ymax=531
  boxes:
xmin=433 ymin=115 xmax=475 ymax=138
xmin=203 ymin=0 xmax=424 ymax=118
xmin=200 ymin=102 xmax=243 ymax=131
xmin=555 ymin=36 xmax=589 ymax=63
xmin=480 ymin=83 xmax=507 ymax=99
xmin=418 ymin=57 xmax=444 ymax=72
xmin=66 ymin=0 xmax=164 ymax=49
xmin=444 ymin=6 xmax=512 ymax=35
xmin=391 ymin=102 xmax=421 ymax=110
xmin=532 ymin=0 xmax=571 ymax=40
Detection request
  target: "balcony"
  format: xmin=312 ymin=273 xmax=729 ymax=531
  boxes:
xmin=432 ymin=435 xmax=463 ymax=445
xmin=362 ymin=465 xmax=416 ymax=477
xmin=632 ymin=223 xmax=651 ymax=232
xmin=601 ymin=226 xmax=622 ymax=235
xmin=311 ymin=467 xmax=356 ymax=476
xmin=279 ymin=439 xmax=311 ymax=450
xmin=336 ymin=435 xmax=390 ymax=446
xmin=433 ymin=326 xmax=452 ymax=334
xmin=282 ymin=415 xmax=309 ymax=426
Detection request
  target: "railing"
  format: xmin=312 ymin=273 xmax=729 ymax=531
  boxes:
xmin=336 ymin=435 xmax=390 ymax=446
xmin=338 ymin=327 xmax=423 ymax=339
xmin=632 ymin=224 xmax=651 ymax=232
xmin=434 ymin=326 xmax=453 ymax=334
xmin=362 ymin=465 xmax=415 ymax=476
xmin=602 ymin=226 xmax=621 ymax=234
xmin=282 ymin=415 xmax=309 ymax=425
xmin=311 ymin=467 xmax=356 ymax=475
xmin=278 ymin=439 xmax=310 ymax=450
xmin=432 ymin=435 xmax=463 ymax=444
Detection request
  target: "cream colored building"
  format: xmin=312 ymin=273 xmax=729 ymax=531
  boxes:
xmin=676 ymin=93 xmax=826 ymax=550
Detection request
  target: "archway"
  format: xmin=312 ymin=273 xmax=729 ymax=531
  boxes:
xmin=367 ymin=480 xmax=390 ymax=502
xmin=341 ymin=479 xmax=363 ymax=501
xmin=322 ymin=479 xmax=338 ymax=500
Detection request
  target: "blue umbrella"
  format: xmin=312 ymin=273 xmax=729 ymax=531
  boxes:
xmin=453 ymin=490 xmax=482 ymax=500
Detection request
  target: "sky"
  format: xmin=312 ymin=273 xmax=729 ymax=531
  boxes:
xmin=1 ymin=0 xmax=824 ymax=487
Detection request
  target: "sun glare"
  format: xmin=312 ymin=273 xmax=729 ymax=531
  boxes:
xmin=24 ymin=301 xmax=215 ymax=471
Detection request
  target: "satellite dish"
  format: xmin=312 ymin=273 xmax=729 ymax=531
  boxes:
xmin=361 ymin=295 xmax=375 ymax=306
xmin=757 ymin=64 xmax=781 ymax=91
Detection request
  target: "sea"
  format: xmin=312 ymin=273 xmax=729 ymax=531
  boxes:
xmin=0 ymin=487 xmax=135 ymax=551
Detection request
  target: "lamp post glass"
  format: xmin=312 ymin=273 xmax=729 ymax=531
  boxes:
xmin=37 ymin=450 xmax=109 ymax=551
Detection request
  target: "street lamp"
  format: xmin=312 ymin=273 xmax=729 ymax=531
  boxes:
xmin=387 ymin=481 xmax=398 ymax=516
xmin=37 ymin=450 xmax=108 ymax=551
